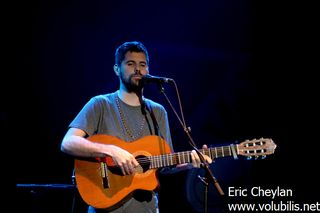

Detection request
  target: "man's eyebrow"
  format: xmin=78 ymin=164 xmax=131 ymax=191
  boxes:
xmin=125 ymin=60 xmax=147 ymax=64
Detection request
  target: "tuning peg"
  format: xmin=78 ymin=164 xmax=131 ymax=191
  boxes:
xmin=261 ymin=155 xmax=266 ymax=159
xmin=247 ymin=156 xmax=252 ymax=160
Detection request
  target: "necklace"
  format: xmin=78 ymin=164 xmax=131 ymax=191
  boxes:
xmin=115 ymin=95 xmax=146 ymax=140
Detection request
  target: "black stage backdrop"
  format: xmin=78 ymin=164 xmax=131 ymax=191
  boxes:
xmin=7 ymin=1 xmax=319 ymax=212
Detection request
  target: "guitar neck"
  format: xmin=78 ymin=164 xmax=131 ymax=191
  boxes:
xmin=149 ymin=144 xmax=237 ymax=169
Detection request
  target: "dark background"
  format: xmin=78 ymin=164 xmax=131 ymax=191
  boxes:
xmin=7 ymin=0 xmax=319 ymax=212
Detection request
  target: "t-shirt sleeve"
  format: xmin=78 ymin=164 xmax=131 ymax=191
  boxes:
xmin=69 ymin=96 xmax=102 ymax=136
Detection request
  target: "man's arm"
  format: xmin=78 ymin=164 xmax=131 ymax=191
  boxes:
xmin=61 ymin=127 xmax=139 ymax=175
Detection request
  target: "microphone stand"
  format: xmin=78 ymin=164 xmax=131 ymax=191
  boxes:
xmin=155 ymin=81 xmax=224 ymax=213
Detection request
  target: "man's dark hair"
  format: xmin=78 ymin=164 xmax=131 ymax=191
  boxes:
xmin=115 ymin=41 xmax=149 ymax=66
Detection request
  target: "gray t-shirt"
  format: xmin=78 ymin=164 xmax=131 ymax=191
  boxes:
xmin=69 ymin=91 xmax=173 ymax=150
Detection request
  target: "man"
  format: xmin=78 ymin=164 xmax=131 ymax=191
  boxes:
xmin=61 ymin=41 xmax=212 ymax=212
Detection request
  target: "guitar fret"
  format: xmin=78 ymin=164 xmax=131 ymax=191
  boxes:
xmin=186 ymin=152 xmax=189 ymax=163
xmin=181 ymin=152 xmax=186 ymax=163
xmin=218 ymin=147 xmax=222 ymax=157
xmin=158 ymin=156 xmax=161 ymax=167
xmin=187 ymin=151 xmax=190 ymax=164
xmin=171 ymin=154 xmax=174 ymax=165
xmin=156 ymin=156 xmax=159 ymax=168
xmin=149 ymin=156 xmax=153 ymax=168
xmin=182 ymin=152 xmax=185 ymax=163
xmin=152 ymin=156 xmax=156 ymax=168
xmin=171 ymin=154 xmax=174 ymax=166
xmin=154 ymin=157 xmax=157 ymax=168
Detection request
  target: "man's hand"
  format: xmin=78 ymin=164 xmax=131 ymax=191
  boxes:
xmin=190 ymin=144 xmax=213 ymax=168
xmin=107 ymin=145 xmax=139 ymax=175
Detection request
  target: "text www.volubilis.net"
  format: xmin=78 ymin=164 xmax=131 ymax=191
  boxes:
xmin=227 ymin=201 xmax=320 ymax=212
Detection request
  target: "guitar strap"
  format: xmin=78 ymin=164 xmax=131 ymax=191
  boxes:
xmin=137 ymin=92 xmax=154 ymax=136
xmin=144 ymin=100 xmax=159 ymax=137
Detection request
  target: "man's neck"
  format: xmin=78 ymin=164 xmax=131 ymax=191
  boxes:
xmin=117 ymin=89 xmax=142 ymax=106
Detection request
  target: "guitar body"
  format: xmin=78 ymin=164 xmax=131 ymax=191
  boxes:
xmin=74 ymin=134 xmax=172 ymax=210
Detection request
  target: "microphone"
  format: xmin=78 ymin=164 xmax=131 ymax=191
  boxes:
xmin=141 ymin=74 xmax=174 ymax=84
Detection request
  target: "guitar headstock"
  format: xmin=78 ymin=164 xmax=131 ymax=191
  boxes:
xmin=237 ymin=138 xmax=277 ymax=159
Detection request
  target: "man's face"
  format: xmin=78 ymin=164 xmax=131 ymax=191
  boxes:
xmin=118 ymin=51 xmax=149 ymax=92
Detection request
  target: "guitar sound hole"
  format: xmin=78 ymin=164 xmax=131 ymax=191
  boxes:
xmin=136 ymin=155 xmax=150 ymax=172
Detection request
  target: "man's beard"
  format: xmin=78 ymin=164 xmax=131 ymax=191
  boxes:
xmin=120 ymin=73 xmax=143 ymax=93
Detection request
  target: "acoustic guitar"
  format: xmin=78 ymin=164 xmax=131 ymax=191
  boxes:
xmin=74 ymin=134 xmax=276 ymax=210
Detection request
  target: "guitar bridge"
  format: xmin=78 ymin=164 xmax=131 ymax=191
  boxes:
xmin=100 ymin=162 xmax=110 ymax=189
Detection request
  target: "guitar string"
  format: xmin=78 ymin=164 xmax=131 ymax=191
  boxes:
xmin=115 ymin=145 xmax=259 ymax=168
xmin=134 ymin=150 xmax=214 ymax=166
xmin=133 ymin=145 xmax=259 ymax=165
xmin=103 ymin=140 xmax=269 ymax=166
xmin=110 ymin=144 xmax=268 ymax=168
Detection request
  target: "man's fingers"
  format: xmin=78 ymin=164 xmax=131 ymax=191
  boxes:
xmin=191 ymin=150 xmax=199 ymax=167
xmin=205 ymin=155 xmax=213 ymax=164
xmin=190 ymin=148 xmax=213 ymax=168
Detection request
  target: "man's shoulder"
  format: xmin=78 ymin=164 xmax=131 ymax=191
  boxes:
xmin=90 ymin=92 xmax=117 ymax=104
xmin=144 ymin=98 xmax=165 ymax=111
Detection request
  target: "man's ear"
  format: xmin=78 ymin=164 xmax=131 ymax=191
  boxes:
xmin=113 ymin=64 xmax=119 ymax=76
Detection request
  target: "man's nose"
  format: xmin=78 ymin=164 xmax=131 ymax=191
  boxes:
xmin=134 ymin=65 xmax=141 ymax=74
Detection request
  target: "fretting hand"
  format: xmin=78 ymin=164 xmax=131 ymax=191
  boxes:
xmin=190 ymin=144 xmax=213 ymax=168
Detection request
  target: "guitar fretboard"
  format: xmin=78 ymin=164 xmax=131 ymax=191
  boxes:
xmin=148 ymin=145 xmax=237 ymax=169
